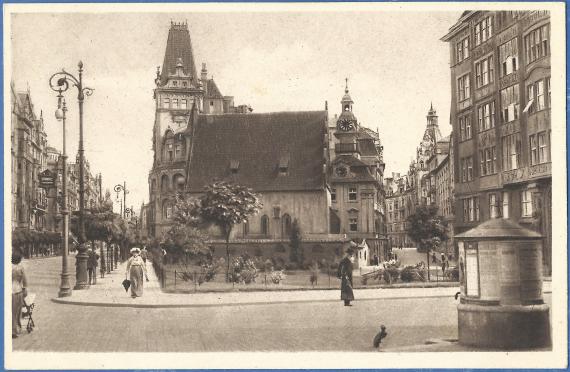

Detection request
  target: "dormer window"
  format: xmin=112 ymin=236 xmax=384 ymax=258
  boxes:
xmin=173 ymin=81 xmax=178 ymax=87
xmin=182 ymin=81 xmax=187 ymax=88
xmin=230 ymin=159 xmax=240 ymax=174
xmin=278 ymin=155 xmax=289 ymax=175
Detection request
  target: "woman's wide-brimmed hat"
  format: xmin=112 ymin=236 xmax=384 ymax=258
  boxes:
xmin=130 ymin=247 xmax=141 ymax=254
xmin=346 ymin=248 xmax=355 ymax=256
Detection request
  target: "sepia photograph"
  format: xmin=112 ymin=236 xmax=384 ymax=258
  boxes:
xmin=4 ymin=2 xmax=567 ymax=369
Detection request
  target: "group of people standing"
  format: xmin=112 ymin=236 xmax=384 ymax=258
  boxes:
xmin=431 ymin=251 xmax=453 ymax=274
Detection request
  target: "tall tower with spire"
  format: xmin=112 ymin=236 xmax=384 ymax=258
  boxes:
xmin=148 ymin=21 xmax=247 ymax=237
xmin=148 ymin=21 xmax=205 ymax=237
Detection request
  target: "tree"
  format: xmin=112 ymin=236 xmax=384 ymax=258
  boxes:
xmin=289 ymin=218 xmax=303 ymax=264
xmin=192 ymin=181 xmax=262 ymax=280
xmin=406 ymin=205 xmax=448 ymax=280
xmin=162 ymin=194 xmax=210 ymax=263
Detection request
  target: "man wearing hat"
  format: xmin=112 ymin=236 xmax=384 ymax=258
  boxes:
xmin=86 ymin=246 xmax=99 ymax=285
xmin=337 ymin=248 xmax=355 ymax=306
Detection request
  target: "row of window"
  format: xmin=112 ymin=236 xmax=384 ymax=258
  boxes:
xmin=457 ymin=77 xmax=551 ymax=143
xmin=151 ymin=173 xmax=185 ymax=193
xmin=331 ymin=187 xmax=358 ymax=202
xmin=163 ymin=142 xmax=185 ymax=162
xmin=459 ymin=130 xmax=550 ymax=181
xmin=456 ymin=20 xmax=548 ymax=67
xmin=463 ymin=189 xmax=535 ymax=222
xmin=161 ymin=97 xmax=189 ymax=110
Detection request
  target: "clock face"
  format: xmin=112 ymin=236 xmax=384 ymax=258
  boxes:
xmin=338 ymin=118 xmax=354 ymax=131
xmin=336 ymin=167 xmax=348 ymax=177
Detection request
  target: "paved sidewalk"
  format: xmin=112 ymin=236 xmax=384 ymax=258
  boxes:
xmin=52 ymin=262 xmax=552 ymax=309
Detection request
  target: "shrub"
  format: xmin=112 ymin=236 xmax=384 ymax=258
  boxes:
xmin=446 ymin=266 xmax=459 ymax=281
xmin=272 ymin=257 xmax=285 ymax=271
xmin=228 ymin=255 xmax=258 ymax=284
xmin=383 ymin=266 xmax=400 ymax=284
xmin=400 ymin=266 xmax=419 ymax=282
xmin=270 ymin=270 xmax=286 ymax=284
xmin=263 ymin=259 xmax=273 ymax=273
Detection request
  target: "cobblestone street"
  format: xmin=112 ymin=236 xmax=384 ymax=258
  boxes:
xmin=9 ymin=256 xmax=470 ymax=352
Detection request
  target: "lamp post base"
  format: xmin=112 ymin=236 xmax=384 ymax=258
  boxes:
xmin=58 ymin=273 xmax=72 ymax=297
xmin=74 ymin=245 xmax=90 ymax=290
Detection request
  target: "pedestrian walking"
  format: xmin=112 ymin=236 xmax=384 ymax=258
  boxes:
xmin=126 ymin=247 xmax=148 ymax=299
xmin=441 ymin=258 xmax=447 ymax=275
xmin=12 ymin=251 xmax=28 ymax=339
xmin=431 ymin=252 xmax=436 ymax=264
xmin=373 ymin=254 xmax=379 ymax=266
xmin=337 ymin=248 xmax=355 ymax=306
xmin=87 ymin=248 xmax=99 ymax=285
xmin=141 ymin=246 xmax=148 ymax=264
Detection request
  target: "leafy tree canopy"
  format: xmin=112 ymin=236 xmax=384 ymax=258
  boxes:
xmin=406 ymin=205 xmax=448 ymax=253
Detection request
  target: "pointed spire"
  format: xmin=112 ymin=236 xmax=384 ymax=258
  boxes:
xmin=325 ymin=100 xmax=328 ymax=111
xmin=430 ymin=101 xmax=433 ymax=111
xmin=159 ymin=21 xmax=198 ymax=86
xmin=345 ymin=77 xmax=349 ymax=93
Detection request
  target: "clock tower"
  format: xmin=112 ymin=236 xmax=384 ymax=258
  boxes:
xmin=335 ymin=79 xmax=359 ymax=157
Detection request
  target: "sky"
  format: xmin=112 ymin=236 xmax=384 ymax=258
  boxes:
xmin=10 ymin=8 xmax=462 ymax=213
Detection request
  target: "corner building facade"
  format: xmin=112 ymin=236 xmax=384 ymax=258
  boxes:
xmin=442 ymin=11 xmax=552 ymax=274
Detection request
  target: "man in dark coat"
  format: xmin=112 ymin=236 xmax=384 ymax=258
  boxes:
xmin=338 ymin=248 xmax=355 ymax=306
xmin=86 ymin=248 xmax=99 ymax=285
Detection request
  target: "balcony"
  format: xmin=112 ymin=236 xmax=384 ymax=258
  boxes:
xmin=335 ymin=143 xmax=360 ymax=154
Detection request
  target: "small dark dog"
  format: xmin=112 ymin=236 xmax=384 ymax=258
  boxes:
xmin=454 ymin=291 xmax=461 ymax=300
xmin=373 ymin=325 xmax=388 ymax=348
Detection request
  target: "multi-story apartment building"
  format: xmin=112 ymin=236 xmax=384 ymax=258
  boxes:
xmin=422 ymin=133 xmax=456 ymax=254
xmin=11 ymin=85 xmax=49 ymax=233
xmin=442 ymin=11 xmax=552 ymax=274
xmin=384 ymin=173 xmax=416 ymax=248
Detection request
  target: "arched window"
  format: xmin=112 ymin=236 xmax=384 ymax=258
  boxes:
xmin=282 ymin=214 xmax=292 ymax=237
xmin=261 ymin=215 xmax=269 ymax=236
xmin=163 ymin=130 xmax=174 ymax=162
xmin=161 ymin=174 xmax=169 ymax=192
xmin=173 ymin=173 xmax=185 ymax=192
xmin=162 ymin=200 xmax=171 ymax=220
xmin=150 ymin=178 xmax=156 ymax=193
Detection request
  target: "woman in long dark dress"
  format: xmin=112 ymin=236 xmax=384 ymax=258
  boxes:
xmin=338 ymin=248 xmax=355 ymax=306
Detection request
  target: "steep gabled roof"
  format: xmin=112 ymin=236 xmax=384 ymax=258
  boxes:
xmin=186 ymin=111 xmax=328 ymax=192
xmin=160 ymin=22 xmax=198 ymax=86
xmin=206 ymin=79 xmax=224 ymax=99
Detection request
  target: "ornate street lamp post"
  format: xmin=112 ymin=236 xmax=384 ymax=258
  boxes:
xmin=114 ymin=182 xmax=128 ymax=219
xmin=49 ymin=62 xmax=93 ymax=290
xmin=114 ymin=182 xmax=129 ymax=261
xmin=50 ymin=87 xmax=71 ymax=298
